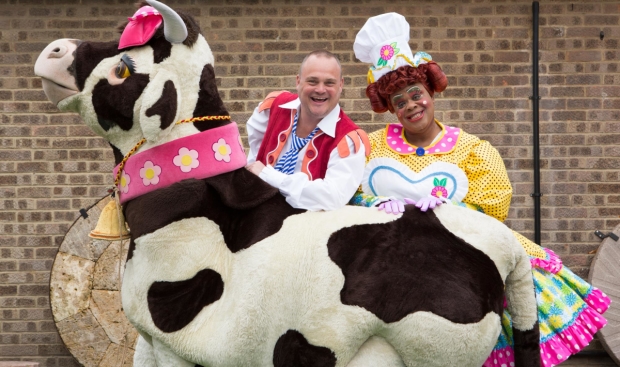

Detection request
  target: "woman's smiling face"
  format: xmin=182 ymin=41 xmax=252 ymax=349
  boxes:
xmin=389 ymin=82 xmax=438 ymax=142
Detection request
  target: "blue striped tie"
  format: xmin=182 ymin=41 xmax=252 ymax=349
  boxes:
xmin=274 ymin=112 xmax=320 ymax=175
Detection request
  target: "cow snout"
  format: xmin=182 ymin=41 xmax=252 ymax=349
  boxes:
xmin=34 ymin=39 xmax=80 ymax=106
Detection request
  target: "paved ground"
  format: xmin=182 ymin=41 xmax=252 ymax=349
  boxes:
xmin=564 ymin=354 xmax=618 ymax=366
xmin=561 ymin=341 xmax=618 ymax=366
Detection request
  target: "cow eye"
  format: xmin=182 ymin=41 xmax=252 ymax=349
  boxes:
xmin=114 ymin=54 xmax=136 ymax=79
xmin=115 ymin=60 xmax=131 ymax=79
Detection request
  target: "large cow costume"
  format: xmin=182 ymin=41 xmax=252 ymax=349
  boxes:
xmin=34 ymin=1 xmax=541 ymax=366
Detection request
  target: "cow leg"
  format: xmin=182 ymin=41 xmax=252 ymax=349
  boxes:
xmin=151 ymin=337 xmax=196 ymax=367
xmin=134 ymin=334 xmax=157 ymax=367
xmin=346 ymin=336 xmax=405 ymax=367
xmin=504 ymin=245 xmax=541 ymax=367
xmin=386 ymin=312 xmax=500 ymax=367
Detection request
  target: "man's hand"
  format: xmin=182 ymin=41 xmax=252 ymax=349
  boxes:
xmin=246 ymin=161 xmax=266 ymax=176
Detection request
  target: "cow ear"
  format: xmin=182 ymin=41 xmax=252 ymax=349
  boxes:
xmin=204 ymin=169 xmax=279 ymax=210
xmin=139 ymin=69 xmax=181 ymax=143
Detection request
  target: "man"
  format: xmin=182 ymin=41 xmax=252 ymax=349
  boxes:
xmin=246 ymin=50 xmax=369 ymax=211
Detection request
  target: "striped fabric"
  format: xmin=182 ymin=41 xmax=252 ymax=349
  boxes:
xmin=274 ymin=112 xmax=320 ymax=175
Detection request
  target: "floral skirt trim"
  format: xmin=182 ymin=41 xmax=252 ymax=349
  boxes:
xmin=483 ymin=300 xmax=608 ymax=367
xmin=540 ymin=303 xmax=608 ymax=366
xmin=483 ymin=249 xmax=611 ymax=367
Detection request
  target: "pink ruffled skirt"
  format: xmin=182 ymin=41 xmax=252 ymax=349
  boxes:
xmin=483 ymin=248 xmax=611 ymax=367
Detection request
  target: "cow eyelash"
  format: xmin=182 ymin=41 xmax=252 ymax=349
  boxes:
xmin=115 ymin=54 xmax=136 ymax=79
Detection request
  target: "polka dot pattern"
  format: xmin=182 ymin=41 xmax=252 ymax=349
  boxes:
xmin=367 ymin=122 xmax=513 ymax=222
xmin=384 ymin=122 xmax=460 ymax=156
xmin=514 ymin=231 xmax=547 ymax=260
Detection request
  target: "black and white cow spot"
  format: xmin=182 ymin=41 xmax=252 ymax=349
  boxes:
xmin=273 ymin=330 xmax=336 ymax=367
xmin=192 ymin=64 xmax=229 ymax=127
xmin=72 ymin=41 xmax=119 ymax=91
xmin=92 ymin=73 xmax=150 ymax=131
xmin=145 ymin=79 xmax=177 ymax=130
xmin=327 ymin=207 xmax=505 ymax=324
xmin=147 ymin=268 xmax=224 ymax=333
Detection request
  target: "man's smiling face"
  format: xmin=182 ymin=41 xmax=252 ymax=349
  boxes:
xmin=296 ymin=54 xmax=343 ymax=126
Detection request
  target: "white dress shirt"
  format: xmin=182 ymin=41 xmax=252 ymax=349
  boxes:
xmin=246 ymin=98 xmax=366 ymax=211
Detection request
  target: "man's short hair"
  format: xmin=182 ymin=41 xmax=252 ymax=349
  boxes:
xmin=299 ymin=50 xmax=342 ymax=78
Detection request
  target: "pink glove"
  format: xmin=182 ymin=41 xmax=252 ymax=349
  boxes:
xmin=377 ymin=199 xmax=405 ymax=215
xmin=404 ymin=197 xmax=443 ymax=212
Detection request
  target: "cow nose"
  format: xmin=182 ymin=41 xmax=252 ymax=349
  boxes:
xmin=47 ymin=44 xmax=69 ymax=59
xmin=35 ymin=39 xmax=80 ymax=84
xmin=35 ymin=38 xmax=80 ymax=105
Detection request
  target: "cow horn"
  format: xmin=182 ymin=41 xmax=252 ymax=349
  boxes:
xmin=146 ymin=0 xmax=188 ymax=44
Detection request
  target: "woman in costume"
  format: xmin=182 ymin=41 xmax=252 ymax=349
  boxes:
xmin=351 ymin=13 xmax=610 ymax=367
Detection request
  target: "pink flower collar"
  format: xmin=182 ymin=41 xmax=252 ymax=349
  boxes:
xmin=113 ymin=122 xmax=247 ymax=204
xmin=384 ymin=120 xmax=461 ymax=156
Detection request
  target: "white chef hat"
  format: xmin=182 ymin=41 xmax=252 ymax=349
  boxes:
xmin=354 ymin=13 xmax=433 ymax=84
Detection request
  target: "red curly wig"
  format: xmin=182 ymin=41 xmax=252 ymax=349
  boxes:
xmin=366 ymin=62 xmax=448 ymax=113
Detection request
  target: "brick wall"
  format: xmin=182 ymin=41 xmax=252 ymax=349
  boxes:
xmin=1 ymin=0 xmax=619 ymax=365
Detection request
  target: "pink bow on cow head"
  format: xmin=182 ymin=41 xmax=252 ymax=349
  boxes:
xmin=118 ymin=6 xmax=163 ymax=50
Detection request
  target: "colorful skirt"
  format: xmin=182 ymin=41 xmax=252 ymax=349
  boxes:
xmin=483 ymin=248 xmax=611 ymax=367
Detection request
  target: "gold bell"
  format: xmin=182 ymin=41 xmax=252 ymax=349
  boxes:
xmin=89 ymin=200 xmax=131 ymax=240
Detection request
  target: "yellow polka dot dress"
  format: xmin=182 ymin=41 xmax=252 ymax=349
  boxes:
xmin=366 ymin=120 xmax=513 ymax=222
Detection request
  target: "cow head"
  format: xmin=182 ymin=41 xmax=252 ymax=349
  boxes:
xmin=34 ymin=0 xmax=228 ymax=161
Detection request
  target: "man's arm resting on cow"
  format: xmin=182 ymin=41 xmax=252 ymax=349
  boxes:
xmin=254 ymin=136 xmax=365 ymax=211
xmin=246 ymin=161 xmax=265 ymax=175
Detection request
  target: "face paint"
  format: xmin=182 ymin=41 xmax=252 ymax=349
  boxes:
xmin=388 ymin=82 xmax=438 ymax=145
xmin=391 ymin=86 xmax=423 ymax=111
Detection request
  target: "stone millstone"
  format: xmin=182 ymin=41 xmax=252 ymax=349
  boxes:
xmin=588 ymin=223 xmax=620 ymax=366
xmin=51 ymin=195 xmax=137 ymax=367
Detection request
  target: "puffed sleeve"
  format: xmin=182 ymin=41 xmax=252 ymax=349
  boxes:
xmin=246 ymin=91 xmax=286 ymax=164
xmin=460 ymin=139 xmax=513 ymax=222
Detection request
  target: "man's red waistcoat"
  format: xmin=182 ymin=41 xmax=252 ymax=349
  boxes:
xmin=255 ymin=91 xmax=368 ymax=180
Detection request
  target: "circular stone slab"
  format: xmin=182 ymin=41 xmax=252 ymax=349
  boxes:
xmin=51 ymin=195 xmax=137 ymax=367
xmin=588 ymin=223 xmax=620 ymax=366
